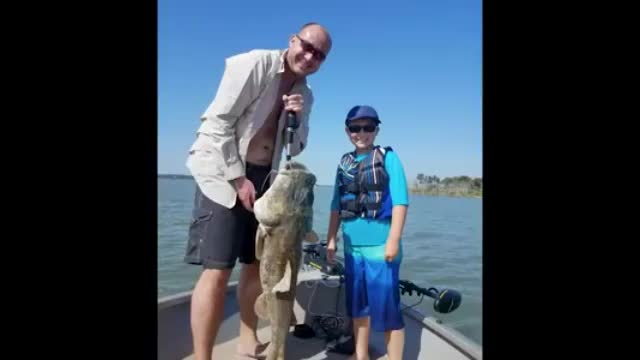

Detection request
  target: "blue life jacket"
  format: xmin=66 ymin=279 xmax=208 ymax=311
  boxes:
xmin=337 ymin=146 xmax=393 ymax=220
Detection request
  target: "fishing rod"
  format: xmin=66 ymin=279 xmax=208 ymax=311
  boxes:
xmin=302 ymin=242 xmax=344 ymax=277
xmin=285 ymin=111 xmax=298 ymax=168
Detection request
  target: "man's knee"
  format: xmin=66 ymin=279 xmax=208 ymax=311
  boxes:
xmin=241 ymin=262 xmax=260 ymax=275
xmin=238 ymin=264 xmax=261 ymax=293
xmin=200 ymin=268 xmax=232 ymax=290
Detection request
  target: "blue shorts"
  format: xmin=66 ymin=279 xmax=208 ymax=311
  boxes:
xmin=343 ymin=242 xmax=405 ymax=332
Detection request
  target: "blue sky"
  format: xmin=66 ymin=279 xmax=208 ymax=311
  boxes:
xmin=158 ymin=0 xmax=482 ymax=185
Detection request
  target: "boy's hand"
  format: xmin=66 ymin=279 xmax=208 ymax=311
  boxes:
xmin=384 ymin=241 xmax=399 ymax=262
xmin=326 ymin=239 xmax=337 ymax=264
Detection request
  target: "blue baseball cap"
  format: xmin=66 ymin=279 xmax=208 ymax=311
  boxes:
xmin=345 ymin=105 xmax=381 ymax=125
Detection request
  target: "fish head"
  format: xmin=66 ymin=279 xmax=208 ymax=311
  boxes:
xmin=254 ymin=161 xmax=316 ymax=226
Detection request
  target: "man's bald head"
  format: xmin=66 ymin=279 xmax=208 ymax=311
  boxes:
xmin=286 ymin=22 xmax=332 ymax=77
xmin=299 ymin=22 xmax=332 ymax=53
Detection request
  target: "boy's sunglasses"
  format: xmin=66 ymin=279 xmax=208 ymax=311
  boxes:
xmin=295 ymin=35 xmax=326 ymax=62
xmin=348 ymin=125 xmax=377 ymax=133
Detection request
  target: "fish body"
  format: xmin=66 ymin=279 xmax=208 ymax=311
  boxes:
xmin=253 ymin=162 xmax=318 ymax=360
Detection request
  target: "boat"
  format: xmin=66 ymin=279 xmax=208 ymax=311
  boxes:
xmin=158 ymin=246 xmax=482 ymax=360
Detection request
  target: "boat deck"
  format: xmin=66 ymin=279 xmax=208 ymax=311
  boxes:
xmin=159 ymin=270 xmax=482 ymax=360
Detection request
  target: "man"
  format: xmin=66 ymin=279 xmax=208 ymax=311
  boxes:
xmin=183 ymin=23 xmax=332 ymax=360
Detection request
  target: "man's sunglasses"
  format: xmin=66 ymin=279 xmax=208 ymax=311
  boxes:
xmin=295 ymin=35 xmax=326 ymax=62
xmin=348 ymin=125 xmax=378 ymax=133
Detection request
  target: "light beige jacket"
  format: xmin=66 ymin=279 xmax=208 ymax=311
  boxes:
xmin=186 ymin=49 xmax=313 ymax=209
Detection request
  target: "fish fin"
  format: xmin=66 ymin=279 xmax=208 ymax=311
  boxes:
xmin=303 ymin=230 xmax=319 ymax=243
xmin=272 ymin=260 xmax=292 ymax=293
xmin=254 ymin=293 xmax=269 ymax=320
xmin=255 ymin=225 xmax=266 ymax=261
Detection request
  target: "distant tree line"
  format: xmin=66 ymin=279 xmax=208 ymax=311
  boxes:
xmin=410 ymin=173 xmax=482 ymax=197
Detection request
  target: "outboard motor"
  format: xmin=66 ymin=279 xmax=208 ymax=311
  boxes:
xmin=399 ymin=280 xmax=462 ymax=314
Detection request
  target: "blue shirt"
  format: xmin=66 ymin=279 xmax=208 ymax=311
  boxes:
xmin=330 ymin=148 xmax=409 ymax=246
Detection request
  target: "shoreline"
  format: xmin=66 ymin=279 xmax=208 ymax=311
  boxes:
xmin=410 ymin=192 xmax=482 ymax=199
xmin=158 ymin=176 xmax=482 ymax=198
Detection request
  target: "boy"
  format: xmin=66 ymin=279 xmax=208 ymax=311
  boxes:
xmin=326 ymin=105 xmax=409 ymax=360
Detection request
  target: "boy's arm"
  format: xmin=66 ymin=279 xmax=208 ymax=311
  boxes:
xmin=384 ymin=205 xmax=408 ymax=262
xmin=327 ymin=211 xmax=341 ymax=243
xmin=327 ymin=210 xmax=341 ymax=263
xmin=327 ymin=170 xmax=342 ymax=263
xmin=384 ymin=150 xmax=410 ymax=262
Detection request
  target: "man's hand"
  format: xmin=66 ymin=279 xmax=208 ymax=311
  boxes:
xmin=326 ymin=239 xmax=337 ymax=264
xmin=384 ymin=240 xmax=399 ymax=262
xmin=234 ymin=176 xmax=256 ymax=212
xmin=283 ymin=94 xmax=304 ymax=120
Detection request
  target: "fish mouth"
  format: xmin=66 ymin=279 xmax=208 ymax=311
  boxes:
xmin=282 ymin=161 xmax=308 ymax=172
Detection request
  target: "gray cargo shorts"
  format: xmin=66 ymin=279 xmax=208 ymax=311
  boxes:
xmin=183 ymin=162 xmax=272 ymax=269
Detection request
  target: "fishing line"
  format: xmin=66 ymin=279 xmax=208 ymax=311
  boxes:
xmin=258 ymin=169 xmax=279 ymax=194
xmin=400 ymin=294 xmax=426 ymax=312
xmin=303 ymin=276 xmax=349 ymax=340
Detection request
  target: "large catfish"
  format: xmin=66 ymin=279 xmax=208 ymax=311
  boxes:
xmin=253 ymin=161 xmax=319 ymax=360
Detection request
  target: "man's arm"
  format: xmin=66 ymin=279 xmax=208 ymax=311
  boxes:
xmin=198 ymin=51 xmax=266 ymax=180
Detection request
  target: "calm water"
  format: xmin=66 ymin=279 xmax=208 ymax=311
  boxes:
xmin=158 ymin=178 xmax=482 ymax=345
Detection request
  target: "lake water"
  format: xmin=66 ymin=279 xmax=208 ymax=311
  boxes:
xmin=158 ymin=178 xmax=483 ymax=345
